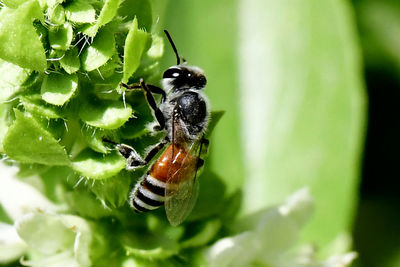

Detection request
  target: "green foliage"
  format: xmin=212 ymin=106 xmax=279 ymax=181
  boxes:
xmin=122 ymin=17 xmax=149 ymax=83
xmin=41 ymin=72 xmax=78 ymax=105
xmin=3 ymin=110 xmax=69 ymax=165
xmin=0 ymin=0 xmax=46 ymax=71
xmin=81 ymin=26 xmax=116 ymax=71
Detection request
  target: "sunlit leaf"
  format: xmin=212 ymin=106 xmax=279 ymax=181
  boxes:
xmin=122 ymin=17 xmax=149 ymax=83
xmin=79 ymin=99 xmax=132 ymax=130
xmin=41 ymin=72 xmax=78 ymax=106
xmin=3 ymin=110 xmax=69 ymax=165
xmin=123 ymin=235 xmax=179 ymax=260
xmin=71 ymin=149 xmax=125 ymax=179
xmin=48 ymin=22 xmax=73 ymax=50
xmin=82 ymin=0 xmax=121 ymax=37
xmin=0 ymin=0 xmax=46 ymax=71
xmin=64 ymin=0 xmax=96 ymax=24
xmin=60 ymin=47 xmax=80 ymax=74
xmin=81 ymin=27 xmax=116 ymax=71
xmin=0 ymin=59 xmax=31 ymax=102
xmin=20 ymin=96 xmax=63 ymax=119
xmin=47 ymin=4 xmax=65 ymax=25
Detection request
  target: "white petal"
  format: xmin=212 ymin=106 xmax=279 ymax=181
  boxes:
xmin=278 ymin=187 xmax=314 ymax=226
xmin=0 ymin=163 xmax=58 ymax=221
xmin=322 ymin=252 xmax=358 ymax=267
xmin=0 ymin=222 xmax=27 ymax=263
xmin=207 ymin=232 xmax=257 ymax=267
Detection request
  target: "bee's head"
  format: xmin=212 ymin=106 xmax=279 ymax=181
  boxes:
xmin=162 ymin=30 xmax=207 ymax=91
xmin=162 ymin=65 xmax=207 ymax=91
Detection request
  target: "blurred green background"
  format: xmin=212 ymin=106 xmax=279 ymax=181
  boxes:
xmin=154 ymin=0 xmax=400 ymax=266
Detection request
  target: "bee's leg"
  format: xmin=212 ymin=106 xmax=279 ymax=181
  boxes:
xmin=202 ymin=137 xmax=209 ymax=149
xmin=144 ymin=139 xmax=168 ymax=163
xmin=120 ymin=83 xmax=141 ymax=90
xmin=195 ymin=137 xmax=209 ymax=172
xmin=120 ymin=80 xmax=166 ymax=131
xmin=102 ymin=138 xmax=146 ymax=170
xmin=123 ymin=139 xmax=168 ymax=170
xmin=200 ymin=137 xmax=210 ymax=156
xmin=103 ymin=138 xmax=168 ymax=170
xmin=117 ymin=144 xmax=147 ymax=170
xmin=140 ymin=79 xmax=166 ymax=131
xmin=196 ymin=158 xmax=205 ymax=169
xmin=121 ymin=82 xmax=166 ymax=102
xmin=146 ymin=84 xmax=166 ymax=103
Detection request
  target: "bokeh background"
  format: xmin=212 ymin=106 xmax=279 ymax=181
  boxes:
xmin=154 ymin=0 xmax=400 ymax=266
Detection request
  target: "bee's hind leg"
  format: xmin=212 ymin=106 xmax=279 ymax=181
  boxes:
xmin=102 ymin=138 xmax=146 ymax=170
xmin=103 ymin=138 xmax=168 ymax=170
xmin=196 ymin=137 xmax=210 ymax=169
xmin=144 ymin=139 xmax=168 ymax=163
xmin=116 ymin=144 xmax=147 ymax=170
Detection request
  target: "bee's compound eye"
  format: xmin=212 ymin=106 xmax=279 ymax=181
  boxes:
xmin=163 ymin=68 xmax=182 ymax=79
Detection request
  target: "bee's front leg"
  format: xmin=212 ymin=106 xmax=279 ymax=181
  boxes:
xmin=121 ymin=80 xmax=166 ymax=131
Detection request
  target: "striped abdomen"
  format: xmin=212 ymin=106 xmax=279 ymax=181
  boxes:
xmin=129 ymin=144 xmax=187 ymax=213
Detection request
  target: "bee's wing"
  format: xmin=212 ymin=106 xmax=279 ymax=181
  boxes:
xmin=165 ymin=142 xmax=201 ymax=226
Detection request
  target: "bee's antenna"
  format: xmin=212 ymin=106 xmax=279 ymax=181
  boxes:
xmin=164 ymin=30 xmax=180 ymax=65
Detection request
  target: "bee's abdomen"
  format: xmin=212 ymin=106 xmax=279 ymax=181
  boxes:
xmin=130 ymin=173 xmax=166 ymax=213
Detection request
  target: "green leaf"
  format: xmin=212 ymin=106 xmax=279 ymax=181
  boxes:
xmin=20 ymin=95 xmax=63 ymax=119
xmin=95 ymin=53 xmax=122 ymax=79
xmin=206 ymin=111 xmax=225 ymax=138
xmin=41 ymin=72 xmax=78 ymax=106
xmin=71 ymin=149 xmax=125 ymax=179
xmin=47 ymin=4 xmax=65 ymax=25
xmin=2 ymin=0 xmax=28 ymax=8
xmin=123 ymin=235 xmax=179 ymax=260
xmin=48 ymin=22 xmax=73 ymax=50
xmin=60 ymin=47 xmax=81 ymax=74
xmin=79 ymin=99 xmax=132 ymax=130
xmin=90 ymin=171 xmax=132 ymax=208
xmin=97 ymin=0 xmax=120 ymax=27
xmin=82 ymin=127 xmax=110 ymax=154
xmin=81 ymin=27 xmax=116 ymax=71
xmin=0 ymin=59 xmax=31 ymax=102
xmin=188 ymin=171 xmax=226 ymax=221
xmin=82 ymin=0 xmax=121 ymax=37
xmin=0 ymin=0 xmax=46 ymax=71
xmin=64 ymin=0 xmax=96 ymax=24
xmin=122 ymin=17 xmax=149 ymax=83
xmin=147 ymin=35 xmax=164 ymax=60
xmin=65 ymin=191 xmax=113 ymax=219
xmin=3 ymin=110 xmax=69 ymax=165
xmin=180 ymin=219 xmax=221 ymax=249
xmin=237 ymin=0 xmax=365 ymax=251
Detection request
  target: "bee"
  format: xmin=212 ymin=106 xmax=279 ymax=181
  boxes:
xmin=113 ymin=30 xmax=209 ymax=226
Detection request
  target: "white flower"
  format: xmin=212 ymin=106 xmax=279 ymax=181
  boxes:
xmin=206 ymin=188 xmax=356 ymax=267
